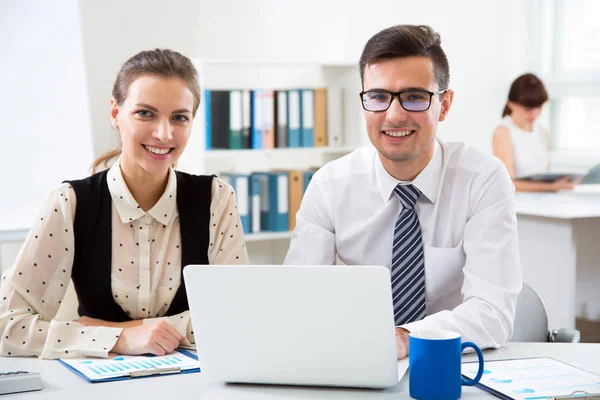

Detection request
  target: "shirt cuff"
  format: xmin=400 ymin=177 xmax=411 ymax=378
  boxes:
xmin=143 ymin=311 xmax=194 ymax=346
xmin=399 ymin=318 xmax=440 ymax=334
xmin=40 ymin=320 xmax=123 ymax=359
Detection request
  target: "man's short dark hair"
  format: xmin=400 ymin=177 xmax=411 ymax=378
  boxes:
xmin=359 ymin=25 xmax=450 ymax=91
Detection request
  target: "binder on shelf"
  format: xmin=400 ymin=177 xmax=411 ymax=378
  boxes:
xmin=267 ymin=172 xmax=289 ymax=232
xmin=313 ymin=88 xmax=328 ymax=147
xmin=262 ymin=90 xmax=275 ymax=149
xmin=241 ymin=90 xmax=252 ymax=149
xmin=251 ymin=91 xmax=262 ymax=149
xmin=303 ymin=169 xmax=317 ymax=193
xmin=300 ymin=89 xmax=315 ymax=147
xmin=210 ymin=90 xmax=230 ymax=149
xmin=251 ymin=90 xmax=275 ymax=149
xmin=228 ymin=90 xmax=243 ymax=149
xmin=327 ymin=86 xmax=344 ymax=147
xmin=253 ymin=172 xmax=270 ymax=230
xmin=288 ymin=170 xmax=303 ymax=231
xmin=204 ymin=89 xmax=212 ymax=150
xmin=249 ymin=173 xmax=261 ymax=233
xmin=274 ymin=90 xmax=288 ymax=148
xmin=287 ymin=90 xmax=302 ymax=147
xmin=220 ymin=173 xmax=250 ymax=234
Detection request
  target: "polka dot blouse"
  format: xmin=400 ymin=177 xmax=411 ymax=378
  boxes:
xmin=0 ymin=160 xmax=249 ymax=359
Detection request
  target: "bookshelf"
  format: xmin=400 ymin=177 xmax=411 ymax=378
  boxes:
xmin=244 ymin=231 xmax=293 ymax=242
xmin=177 ymin=59 xmax=367 ymax=264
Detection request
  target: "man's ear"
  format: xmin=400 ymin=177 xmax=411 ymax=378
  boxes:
xmin=439 ymin=89 xmax=454 ymax=122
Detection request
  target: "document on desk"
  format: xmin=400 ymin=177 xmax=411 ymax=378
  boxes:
xmin=398 ymin=358 xmax=409 ymax=380
xmin=58 ymin=349 xmax=200 ymax=383
xmin=462 ymin=357 xmax=600 ymax=400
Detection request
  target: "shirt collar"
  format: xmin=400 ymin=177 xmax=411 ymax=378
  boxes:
xmin=106 ymin=157 xmax=177 ymax=225
xmin=375 ymin=137 xmax=444 ymax=204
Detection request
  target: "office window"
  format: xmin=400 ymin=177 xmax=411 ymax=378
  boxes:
xmin=555 ymin=0 xmax=600 ymax=71
xmin=547 ymin=0 xmax=600 ymax=151
xmin=555 ymin=97 xmax=600 ymax=150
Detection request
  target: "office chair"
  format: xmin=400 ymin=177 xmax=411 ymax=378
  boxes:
xmin=510 ymin=283 xmax=581 ymax=343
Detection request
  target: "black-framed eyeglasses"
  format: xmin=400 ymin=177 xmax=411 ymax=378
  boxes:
xmin=359 ymin=89 xmax=448 ymax=112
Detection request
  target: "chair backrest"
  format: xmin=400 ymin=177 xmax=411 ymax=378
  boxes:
xmin=510 ymin=283 xmax=549 ymax=342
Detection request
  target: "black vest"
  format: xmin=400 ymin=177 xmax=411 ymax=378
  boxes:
xmin=65 ymin=170 xmax=213 ymax=322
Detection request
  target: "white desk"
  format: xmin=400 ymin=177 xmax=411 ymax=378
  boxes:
xmin=515 ymin=187 xmax=600 ymax=330
xmin=2 ymin=343 xmax=599 ymax=399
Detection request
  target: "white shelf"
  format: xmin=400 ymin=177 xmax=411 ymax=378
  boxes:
xmin=244 ymin=231 xmax=293 ymax=242
xmin=204 ymin=146 xmax=356 ymax=158
xmin=0 ymin=229 xmax=28 ymax=243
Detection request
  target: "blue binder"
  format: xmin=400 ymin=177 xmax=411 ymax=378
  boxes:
xmin=267 ymin=172 xmax=289 ymax=232
xmin=303 ymin=170 xmax=316 ymax=194
xmin=287 ymin=90 xmax=302 ymax=147
xmin=204 ymin=89 xmax=212 ymax=150
xmin=220 ymin=173 xmax=250 ymax=234
xmin=251 ymin=90 xmax=263 ymax=149
xmin=300 ymin=89 xmax=314 ymax=147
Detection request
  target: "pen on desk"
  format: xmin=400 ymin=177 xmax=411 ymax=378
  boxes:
xmin=128 ymin=367 xmax=181 ymax=377
xmin=550 ymin=391 xmax=600 ymax=400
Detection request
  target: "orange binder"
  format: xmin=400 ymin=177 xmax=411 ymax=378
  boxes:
xmin=314 ymin=88 xmax=328 ymax=147
xmin=288 ymin=170 xmax=304 ymax=230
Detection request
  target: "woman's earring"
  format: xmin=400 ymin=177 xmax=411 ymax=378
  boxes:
xmin=114 ymin=122 xmax=119 ymax=131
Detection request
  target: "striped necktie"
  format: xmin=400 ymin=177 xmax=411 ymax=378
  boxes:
xmin=391 ymin=184 xmax=426 ymax=326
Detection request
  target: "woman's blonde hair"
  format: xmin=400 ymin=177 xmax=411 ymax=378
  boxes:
xmin=91 ymin=49 xmax=200 ymax=174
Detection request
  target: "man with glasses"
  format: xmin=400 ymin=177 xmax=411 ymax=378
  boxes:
xmin=285 ymin=25 xmax=522 ymax=360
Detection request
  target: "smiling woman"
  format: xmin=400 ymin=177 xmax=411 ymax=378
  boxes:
xmin=0 ymin=49 xmax=250 ymax=360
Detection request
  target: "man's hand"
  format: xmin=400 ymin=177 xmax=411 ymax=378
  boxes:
xmin=111 ymin=320 xmax=186 ymax=356
xmin=395 ymin=327 xmax=410 ymax=360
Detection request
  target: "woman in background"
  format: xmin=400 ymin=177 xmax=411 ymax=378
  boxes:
xmin=493 ymin=73 xmax=580 ymax=192
xmin=0 ymin=49 xmax=249 ymax=359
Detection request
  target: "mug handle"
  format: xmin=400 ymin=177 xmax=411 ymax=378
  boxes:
xmin=461 ymin=341 xmax=484 ymax=386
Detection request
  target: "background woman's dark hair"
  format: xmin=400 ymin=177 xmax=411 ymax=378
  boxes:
xmin=91 ymin=49 xmax=200 ymax=173
xmin=502 ymin=73 xmax=548 ymax=117
xmin=359 ymin=25 xmax=450 ymax=92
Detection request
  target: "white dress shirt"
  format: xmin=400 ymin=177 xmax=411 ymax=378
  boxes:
xmin=285 ymin=138 xmax=522 ymax=349
xmin=0 ymin=159 xmax=249 ymax=359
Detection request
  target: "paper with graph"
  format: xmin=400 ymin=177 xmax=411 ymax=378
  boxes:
xmin=59 ymin=350 xmax=199 ymax=382
xmin=462 ymin=357 xmax=600 ymax=400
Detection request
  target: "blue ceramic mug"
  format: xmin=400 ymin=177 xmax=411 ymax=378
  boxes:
xmin=409 ymin=330 xmax=484 ymax=400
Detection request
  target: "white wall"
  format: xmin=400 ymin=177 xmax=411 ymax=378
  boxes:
xmin=195 ymin=0 xmax=530 ymax=154
xmin=77 ymin=0 xmax=531 ymax=158
xmin=0 ymin=0 xmax=94 ymax=231
xmin=78 ymin=0 xmax=201 ymax=156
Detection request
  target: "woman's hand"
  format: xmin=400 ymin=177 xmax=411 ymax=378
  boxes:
xmin=111 ymin=320 xmax=186 ymax=356
xmin=551 ymin=176 xmax=582 ymax=191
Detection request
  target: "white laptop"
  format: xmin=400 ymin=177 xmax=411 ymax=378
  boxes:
xmin=183 ymin=265 xmax=400 ymax=388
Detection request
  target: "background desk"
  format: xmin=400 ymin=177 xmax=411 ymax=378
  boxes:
xmin=3 ymin=343 xmax=599 ymax=399
xmin=515 ymin=187 xmax=600 ymax=330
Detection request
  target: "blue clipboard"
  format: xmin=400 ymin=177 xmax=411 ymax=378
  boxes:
xmin=58 ymin=348 xmax=200 ymax=383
